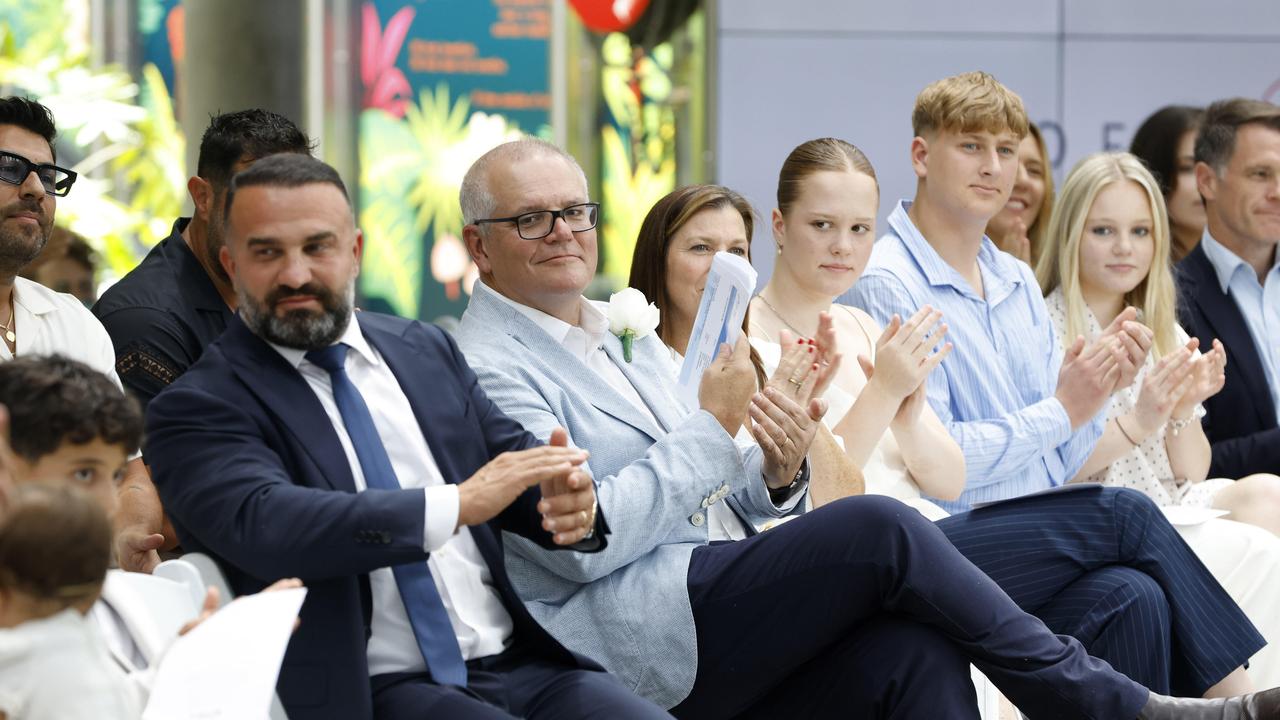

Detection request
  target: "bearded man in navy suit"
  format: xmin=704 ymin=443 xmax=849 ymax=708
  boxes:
xmin=144 ymin=153 xmax=671 ymax=720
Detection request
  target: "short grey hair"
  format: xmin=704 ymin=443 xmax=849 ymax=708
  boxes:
xmin=459 ymin=137 xmax=589 ymax=226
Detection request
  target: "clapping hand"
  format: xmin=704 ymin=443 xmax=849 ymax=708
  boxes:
xmin=1055 ymin=334 xmax=1125 ymax=428
xmin=1130 ymin=343 xmax=1195 ymax=437
xmin=1172 ymin=338 xmax=1227 ymax=421
xmin=995 ymin=217 xmax=1032 ymax=264
xmin=857 ymin=306 xmax=952 ymax=419
xmin=537 ymin=428 xmax=599 ymax=546
xmin=757 ymin=340 xmax=829 ymax=490
xmin=457 ymin=428 xmax=589 ymax=542
xmin=1099 ymin=307 xmax=1154 ymax=390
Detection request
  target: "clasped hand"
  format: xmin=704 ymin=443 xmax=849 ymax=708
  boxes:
xmin=1056 ymin=307 xmax=1153 ymax=428
xmin=754 ymin=316 xmax=839 ymax=488
xmin=457 ymin=428 xmax=596 ymax=546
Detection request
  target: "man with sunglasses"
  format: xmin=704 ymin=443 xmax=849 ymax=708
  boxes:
xmin=0 ymin=96 xmax=115 ymax=378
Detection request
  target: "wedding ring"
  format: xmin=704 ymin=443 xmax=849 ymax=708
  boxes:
xmin=787 ymin=376 xmax=804 ymax=388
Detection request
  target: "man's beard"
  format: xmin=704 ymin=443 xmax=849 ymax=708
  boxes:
xmin=0 ymin=199 xmax=50 ymax=275
xmin=239 ymin=279 xmax=353 ymax=351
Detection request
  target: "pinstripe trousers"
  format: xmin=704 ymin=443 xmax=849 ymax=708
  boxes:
xmin=937 ymin=485 xmax=1266 ymax=698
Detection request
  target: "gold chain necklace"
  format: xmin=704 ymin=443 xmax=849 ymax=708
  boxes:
xmin=754 ymin=292 xmax=810 ymax=338
xmin=0 ymin=294 xmax=14 ymax=344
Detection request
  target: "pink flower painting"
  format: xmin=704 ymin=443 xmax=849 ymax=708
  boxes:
xmin=362 ymin=2 xmax=415 ymax=118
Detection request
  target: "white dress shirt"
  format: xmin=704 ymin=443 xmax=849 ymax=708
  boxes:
xmin=480 ymin=281 xmax=661 ymax=429
xmin=1200 ymin=230 xmax=1280 ymax=416
xmin=267 ymin=315 xmax=513 ymax=675
xmin=1 ymin=277 xmax=122 ymax=389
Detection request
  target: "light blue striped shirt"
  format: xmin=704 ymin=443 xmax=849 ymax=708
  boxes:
xmin=840 ymin=200 xmax=1105 ymax=513
xmin=1199 ymin=229 xmax=1280 ymax=416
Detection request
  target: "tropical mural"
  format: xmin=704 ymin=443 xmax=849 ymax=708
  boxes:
xmin=573 ymin=1 xmax=707 ymax=290
xmin=0 ymin=0 xmax=186 ymax=282
xmin=597 ymin=29 xmax=678 ymax=287
xmin=0 ymin=0 xmax=707 ymax=315
xmin=358 ymin=0 xmax=550 ymax=321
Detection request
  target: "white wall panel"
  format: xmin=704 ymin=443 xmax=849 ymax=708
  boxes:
xmin=1064 ymin=0 xmax=1280 ymax=37
xmin=720 ymin=0 xmax=1056 ymax=34
xmin=715 ymin=0 xmax=1280 ymax=285
xmin=1060 ymin=39 xmax=1280 ymax=175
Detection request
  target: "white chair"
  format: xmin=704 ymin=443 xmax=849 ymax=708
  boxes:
xmin=155 ymin=554 xmax=290 ymax=720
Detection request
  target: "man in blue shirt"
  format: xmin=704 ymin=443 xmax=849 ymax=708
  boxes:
xmin=1178 ymin=98 xmax=1280 ymax=492
xmin=845 ymin=72 xmax=1152 ymax=513
xmin=843 ymin=71 xmax=1267 ymax=703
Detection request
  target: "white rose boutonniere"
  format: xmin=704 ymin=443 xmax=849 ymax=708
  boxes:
xmin=607 ymin=288 xmax=660 ymax=363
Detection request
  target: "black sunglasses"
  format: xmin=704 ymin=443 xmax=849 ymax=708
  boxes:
xmin=0 ymin=150 xmax=77 ymax=197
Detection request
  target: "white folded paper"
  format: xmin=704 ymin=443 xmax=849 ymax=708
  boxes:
xmin=144 ymin=587 xmax=307 ymax=720
xmin=1159 ymin=506 xmax=1230 ymax=527
xmin=676 ymin=251 xmax=758 ymax=406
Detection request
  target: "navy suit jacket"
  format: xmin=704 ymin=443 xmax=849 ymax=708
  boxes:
xmin=146 ymin=313 xmax=604 ymax=720
xmin=1176 ymin=243 xmax=1280 ymax=477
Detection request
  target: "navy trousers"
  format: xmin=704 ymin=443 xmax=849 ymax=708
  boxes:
xmin=674 ymin=494 xmax=1151 ymax=720
xmin=937 ymin=485 xmax=1264 ymax=697
xmin=370 ymin=644 xmax=671 ymax=720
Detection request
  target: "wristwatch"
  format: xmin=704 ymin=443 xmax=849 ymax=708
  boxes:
xmin=769 ymin=459 xmax=810 ymax=504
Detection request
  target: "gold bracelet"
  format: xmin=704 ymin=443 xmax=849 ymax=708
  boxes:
xmin=1114 ymin=416 xmax=1140 ymax=446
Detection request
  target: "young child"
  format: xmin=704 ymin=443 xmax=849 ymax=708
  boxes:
xmin=0 ymin=355 xmax=139 ymax=517
xmin=0 ymin=356 xmax=303 ymax=717
xmin=0 ymin=355 xmax=144 ymax=717
xmin=0 ymin=483 xmax=139 ymax=719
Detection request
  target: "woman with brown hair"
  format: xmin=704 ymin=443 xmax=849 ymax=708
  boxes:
xmin=1130 ymin=105 xmax=1206 ymax=261
xmin=627 ymin=184 xmax=862 ymax=536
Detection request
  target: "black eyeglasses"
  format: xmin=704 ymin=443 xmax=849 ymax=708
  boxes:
xmin=0 ymin=150 xmax=77 ymax=197
xmin=473 ymin=202 xmax=599 ymax=240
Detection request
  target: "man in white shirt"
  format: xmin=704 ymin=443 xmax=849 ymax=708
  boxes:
xmin=0 ymin=97 xmax=116 ymax=377
xmin=144 ymin=153 xmax=670 ymax=720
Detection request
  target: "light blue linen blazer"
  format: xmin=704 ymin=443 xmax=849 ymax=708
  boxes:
xmin=455 ymin=284 xmax=805 ymax=708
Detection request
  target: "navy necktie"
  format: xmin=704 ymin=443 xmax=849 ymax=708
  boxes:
xmin=305 ymin=343 xmax=468 ymax=686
